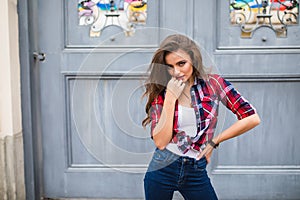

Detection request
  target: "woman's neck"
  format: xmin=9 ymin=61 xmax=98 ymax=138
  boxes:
xmin=178 ymin=83 xmax=193 ymax=107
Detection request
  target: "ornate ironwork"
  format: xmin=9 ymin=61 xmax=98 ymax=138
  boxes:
xmin=230 ymin=0 xmax=299 ymax=38
xmin=78 ymin=0 xmax=147 ymax=37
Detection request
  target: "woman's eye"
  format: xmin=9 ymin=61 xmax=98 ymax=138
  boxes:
xmin=178 ymin=61 xmax=186 ymax=67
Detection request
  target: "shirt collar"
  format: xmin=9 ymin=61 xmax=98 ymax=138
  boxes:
xmin=192 ymin=76 xmax=205 ymax=86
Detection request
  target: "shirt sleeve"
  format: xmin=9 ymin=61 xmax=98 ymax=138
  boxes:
xmin=149 ymin=95 xmax=164 ymax=138
xmin=210 ymin=75 xmax=257 ymax=120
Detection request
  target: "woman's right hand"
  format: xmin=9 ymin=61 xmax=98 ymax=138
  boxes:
xmin=166 ymin=77 xmax=185 ymax=100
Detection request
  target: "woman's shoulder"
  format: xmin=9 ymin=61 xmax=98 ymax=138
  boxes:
xmin=207 ymin=74 xmax=230 ymax=85
xmin=195 ymin=74 xmax=229 ymax=91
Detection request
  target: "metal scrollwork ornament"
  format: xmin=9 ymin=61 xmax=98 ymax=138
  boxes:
xmin=230 ymin=0 xmax=299 ymax=38
xmin=78 ymin=0 xmax=147 ymax=37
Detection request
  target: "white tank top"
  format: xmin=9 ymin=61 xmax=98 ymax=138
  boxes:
xmin=166 ymin=105 xmax=199 ymax=159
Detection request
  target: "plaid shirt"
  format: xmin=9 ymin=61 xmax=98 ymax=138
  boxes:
xmin=150 ymin=74 xmax=256 ymax=153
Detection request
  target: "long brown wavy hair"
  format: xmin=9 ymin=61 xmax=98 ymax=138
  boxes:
xmin=142 ymin=34 xmax=207 ymax=128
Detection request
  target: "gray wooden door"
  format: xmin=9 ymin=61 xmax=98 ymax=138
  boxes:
xmin=39 ymin=0 xmax=158 ymax=198
xmin=36 ymin=0 xmax=300 ymax=199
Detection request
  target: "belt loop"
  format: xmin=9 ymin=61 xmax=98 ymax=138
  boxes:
xmin=193 ymin=158 xmax=197 ymax=168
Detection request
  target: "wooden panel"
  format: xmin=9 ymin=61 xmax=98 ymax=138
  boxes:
xmin=65 ymin=75 xmax=154 ymax=169
xmin=208 ymin=77 xmax=300 ymax=199
xmin=214 ymin=78 xmax=300 ymax=167
xmin=64 ymin=0 xmax=160 ymax=48
xmin=217 ymin=0 xmax=300 ymax=49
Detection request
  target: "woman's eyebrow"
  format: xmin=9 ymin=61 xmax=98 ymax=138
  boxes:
xmin=165 ymin=59 xmax=187 ymax=67
xmin=166 ymin=59 xmax=187 ymax=67
xmin=175 ymin=59 xmax=187 ymax=65
xmin=165 ymin=63 xmax=174 ymax=67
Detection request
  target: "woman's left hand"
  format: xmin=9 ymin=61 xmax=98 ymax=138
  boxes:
xmin=196 ymin=144 xmax=214 ymax=163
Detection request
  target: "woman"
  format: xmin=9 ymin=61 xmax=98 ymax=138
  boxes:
xmin=142 ymin=34 xmax=260 ymax=200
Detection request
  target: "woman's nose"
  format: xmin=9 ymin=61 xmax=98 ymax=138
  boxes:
xmin=173 ymin=67 xmax=180 ymax=75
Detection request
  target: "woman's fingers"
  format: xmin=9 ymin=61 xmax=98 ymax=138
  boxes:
xmin=196 ymin=145 xmax=214 ymax=161
xmin=167 ymin=78 xmax=185 ymax=99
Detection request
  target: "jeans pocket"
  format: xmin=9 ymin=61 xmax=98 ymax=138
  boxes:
xmin=147 ymin=148 xmax=177 ymax=172
xmin=194 ymin=158 xmax=207 ymax=171
xmin=152 ymin=148 xmax=169 ymax=162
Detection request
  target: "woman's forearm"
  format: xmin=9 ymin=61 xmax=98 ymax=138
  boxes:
xmin=152 ymin=92 xmax=176 ymax=149
xmin=213 ymin=113 xmax=261 ymax=145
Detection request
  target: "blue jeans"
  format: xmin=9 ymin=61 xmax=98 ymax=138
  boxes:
xmin=144 ymin=148 xmax=218 ymax=200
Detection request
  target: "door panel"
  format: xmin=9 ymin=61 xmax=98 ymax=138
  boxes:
xmin=39 ymin=0 xmax=159 ymax=198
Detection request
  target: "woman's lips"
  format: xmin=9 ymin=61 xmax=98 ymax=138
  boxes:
xmin=176 ymin=75 xmax=185 ymax=80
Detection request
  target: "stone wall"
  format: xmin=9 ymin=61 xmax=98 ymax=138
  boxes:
xmin=0 ymin=0 xmax=26 ymax=199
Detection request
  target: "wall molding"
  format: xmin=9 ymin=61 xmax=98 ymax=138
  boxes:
xmin=214 ymin=48 xmax=300 ymax=54
xmin=63 ymin=72 xmax=300 ymax=82
xmin=212 ymin=165 xmax=300 ymax=175
xmin=67 ymin=164 xmax=148 ymax=173
xmin=224 ymin=74 xmax=300 ymax=82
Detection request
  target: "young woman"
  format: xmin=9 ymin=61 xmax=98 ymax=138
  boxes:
xmin=142 ymin=34 xmax=260 ymax=200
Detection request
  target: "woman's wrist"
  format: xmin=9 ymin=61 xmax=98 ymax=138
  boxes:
xmin=165 ymin=90 xmax=178 ymax=103
xmin=208 ymin=139 xmax=219 ymax=149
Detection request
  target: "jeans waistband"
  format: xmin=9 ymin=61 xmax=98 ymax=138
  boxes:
xmin=159 ymin=148 xmax=205 ymax=164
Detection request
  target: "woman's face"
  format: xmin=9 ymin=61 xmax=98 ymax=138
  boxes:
xmin=165 ymin=49 xmax=194 ymax=83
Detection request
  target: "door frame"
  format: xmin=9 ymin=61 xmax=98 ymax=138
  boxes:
xmin=19 ymin=0 xmax=44 ymax=199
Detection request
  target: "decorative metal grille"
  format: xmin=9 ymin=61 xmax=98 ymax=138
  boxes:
xmin=230 ymin=0 xmax=299 ymax=38
xmin=78 ymin=0 xmax=147 ymax=37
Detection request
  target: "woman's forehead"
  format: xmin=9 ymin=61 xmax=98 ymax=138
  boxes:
xmin=165 ymin=49 xmax=192 ymax=63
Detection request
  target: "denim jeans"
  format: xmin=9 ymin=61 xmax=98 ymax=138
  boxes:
xmin=144 ymin=148 xmax=218 ymax=200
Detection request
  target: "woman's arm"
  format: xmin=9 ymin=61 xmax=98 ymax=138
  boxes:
xmin=152 ymin=91 xmax=176 ymax=150
xmin=152 ymin=78 xmax=185 ymax=150
xmin=213 ymin=113 xmax=260 ymax=145
xmin=197 ymin=75 xmax=261 ymax=162
xmin=197 ymin=113 xmax=261 ymax=162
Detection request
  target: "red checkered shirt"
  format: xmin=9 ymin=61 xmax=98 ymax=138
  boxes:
xmin=150 ymin=74 xmax=257 ymax=153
